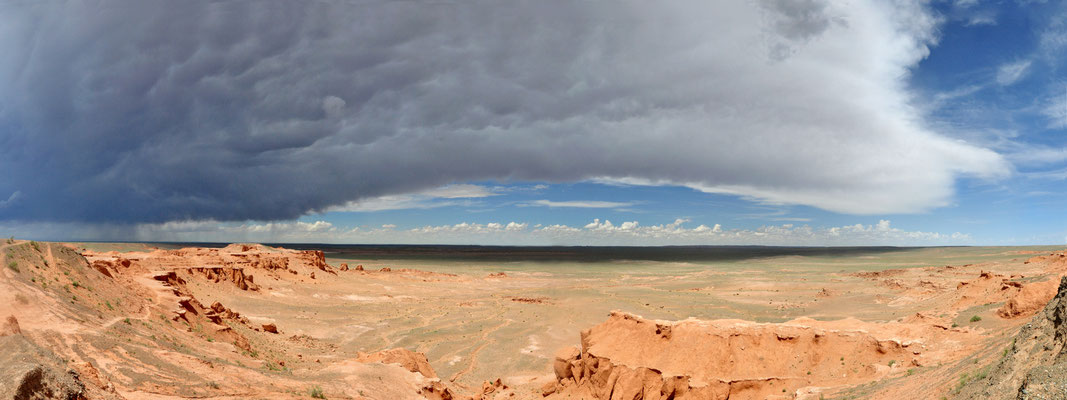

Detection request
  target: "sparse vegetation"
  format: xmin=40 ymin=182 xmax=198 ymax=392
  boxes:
xmin=123 ymin=318 xmax=131 ymax=325
xmin=30 ymin=241 xmax=40 ymax=252
xmin=6 ymin=236 xmax=13 ymax=244
xmin=955 ymin=372 xmax=970 ymax=392
xmin=265 ymin=361 xmax=286 ymax=372
xmin=207 ymin=381 xmax=220 ymax=389
xmin=7 ymin=261 xmax=18 ymax=272
xmin=906 ymin=368 xmax=915 ymax=376
xmin=309 ymin=386 xmax=326 ymax=399
xmin=888 ymin=360 xmax=896 ymax=367
xmin=954 ymin=367 xmax=990 ymax=394
xmin=970 ymin=315 xmax=982 ymax=323
xmin=952 ymin=322 xmax=959 ymax=328
xmin=105 ymin=301 xmax=114 ymax=310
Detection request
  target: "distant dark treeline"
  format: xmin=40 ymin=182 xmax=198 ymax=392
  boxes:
xmin=147 ymin=243 xmax=924 ymax=263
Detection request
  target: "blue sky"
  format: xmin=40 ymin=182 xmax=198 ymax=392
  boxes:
xmin=1 ymin=1 xmax=1066 ymax=245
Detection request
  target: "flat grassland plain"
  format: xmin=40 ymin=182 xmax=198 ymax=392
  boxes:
xmin=4 ymin=242 xmax=1063 ymax=399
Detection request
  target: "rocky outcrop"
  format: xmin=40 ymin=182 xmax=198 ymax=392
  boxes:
xmin=548 ymin=312 xmax=921 ymax=400
xmin=184 ymin=267 xmax=260 ymax=291
xmin=153 ymin=271 xmax=255 ymax=351
xmin=996 ymin=276 xmax=1060 ymax=319
xmin=352 ymin=348 xmax=458 ymax=399
xmin=84 ymin=243 xmax=337 ymax=281
xmin=89 ymin=259 xmax=130 ymax=278
xmin=0 ymin=334 xmax=87 ymax=400
xmin=356 ymin=348 xmax=438 ymax=379
xmin=958 ymin=276 xmax=1067 ymax=399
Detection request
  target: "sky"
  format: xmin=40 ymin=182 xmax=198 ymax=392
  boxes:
xmin=0 ymin=0 xmax=1065 ymax=246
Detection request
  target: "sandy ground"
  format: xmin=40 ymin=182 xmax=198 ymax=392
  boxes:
xmin=3 ymin=242 xmax=1066 ymax=399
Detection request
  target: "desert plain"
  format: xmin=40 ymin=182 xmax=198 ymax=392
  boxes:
xmin=4 ymin=240 xmax=1067 ymax=399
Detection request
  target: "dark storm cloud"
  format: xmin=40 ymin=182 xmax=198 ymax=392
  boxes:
xmin=0 ymin=0 xmax=1007 ymax=223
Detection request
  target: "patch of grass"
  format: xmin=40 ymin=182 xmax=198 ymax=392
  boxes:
xmin=71 ymin=280 xmax=80 ymax=288
xmin=265 ymin=361 xmax=286 ymax=372
xmin=309 ymin=386 xmax=326 ymax=399
xmin=123 ymin=318 xmax=131 ymax=325
xmin=906 ymin=368 xmax=916 ymax=376
xmin=888 ymin=360 xmax=896 ymax=367
xmin=955 ymin=372 xmax=970 ymax=393
xmin=7 ymin=261 xmax=18 ymax=273
xmin=970 ymin=315 xmax=982 ymax=323
xmin=952 ymin=322 xmax=959 ymax=328
xmin=105 ymin=301 xmax=114 ymax=310
xmin=30 ymin=241 xmax=39 ymax=252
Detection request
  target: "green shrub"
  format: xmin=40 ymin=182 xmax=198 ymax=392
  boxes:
xmin=7 ymin=261 xmax=18 ymax=272
xmin=888 ymin=360 xmax=896 ymax=367
xmin=30 ymin=241 xmax=39 ymax=252
xmin=970 ymin=315 xmax=982 ymax=323
xmin=309 ymin=386 xmax=325 ymax=399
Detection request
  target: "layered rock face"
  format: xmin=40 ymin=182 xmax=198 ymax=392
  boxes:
xmin=83 ymin=243 xmax=334 ymax=285
xmin=548 ymin=312 xmax=928 ymax=400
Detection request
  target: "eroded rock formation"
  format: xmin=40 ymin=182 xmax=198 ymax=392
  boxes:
xmin=548 ymin=312 xmax=927 ymax=400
